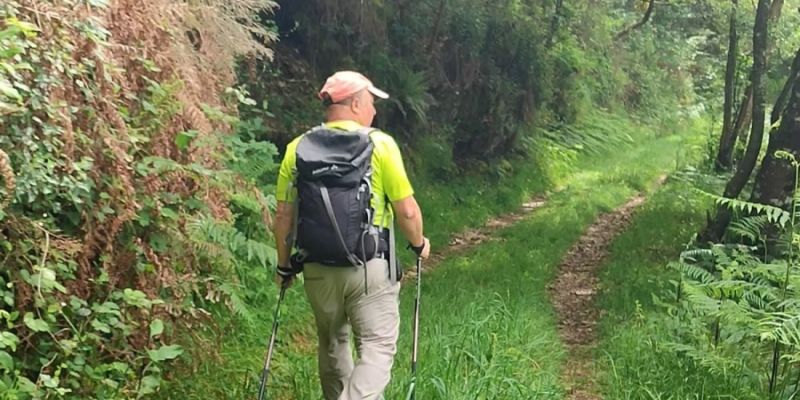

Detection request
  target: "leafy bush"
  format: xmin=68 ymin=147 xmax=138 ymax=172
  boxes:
xmin=0 ymin=0 xmax=279 ymax=398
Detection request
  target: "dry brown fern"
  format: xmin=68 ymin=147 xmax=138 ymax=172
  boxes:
xmin=0 ymin=149 xmax=15 ymax=209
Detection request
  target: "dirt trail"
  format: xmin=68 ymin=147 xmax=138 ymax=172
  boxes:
xmin=402 ymin=197 xmax=549 ymax=281
xmin=549 ymin=175 xmax=667 ymax=400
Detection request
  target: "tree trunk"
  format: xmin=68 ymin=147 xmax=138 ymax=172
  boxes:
xmin=769 ymin=0 xmax=784 ymax=20
xmin=425 ymin=0 xmax=447 ymax=56
xmin=715 ymin=0 xmax=740 ymax=172
xmin=751 ymin=48 xmax=800 ymax=211
xmin=733 ymin=85 xmax=754 ymax=143
xmin=722 ymin=0 xmax=785 ymax=167
xmin=614 ymin=0 xmax=656 ymax=41
xmin=771 ymin=49 xmax=800 ymax=124
xmin=699 ymin=0 xmax=772 ymax=243
xmin=547 ymin=0 xmax=565 ymax=47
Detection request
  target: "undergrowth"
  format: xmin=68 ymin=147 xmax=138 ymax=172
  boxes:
xmin=597 ymin=154 xmax=800 ymax=399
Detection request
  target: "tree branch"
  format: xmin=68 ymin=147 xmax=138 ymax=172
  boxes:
xmin=614 ymin=0 xmax=657 ymax=41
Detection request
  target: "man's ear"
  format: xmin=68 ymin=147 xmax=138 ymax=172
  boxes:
xmin=349 ymin=95 xmax=361 ymax=113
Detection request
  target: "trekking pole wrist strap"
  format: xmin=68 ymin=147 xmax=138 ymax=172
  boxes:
xmin=407 ymin=240 xmax=425 ymax=256
xmin=277 ymin=265 xmax=295 ymax=278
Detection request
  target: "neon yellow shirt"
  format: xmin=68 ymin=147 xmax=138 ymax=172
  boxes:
xmin=276 ymin=120 xmax=414 ymax=227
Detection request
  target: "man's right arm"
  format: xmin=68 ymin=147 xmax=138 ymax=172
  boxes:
xmin=392 ymin=196 xmax=430 ymax=259
xmin=379 ymin=132 xmax=430 ymax=258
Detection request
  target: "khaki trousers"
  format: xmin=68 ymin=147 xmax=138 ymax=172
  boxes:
xmin=303 ymin=258 xmax=400 ymax=400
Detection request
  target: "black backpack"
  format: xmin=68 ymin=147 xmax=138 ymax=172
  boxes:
xmin=293 ymin=126 xmax=388 ymax=266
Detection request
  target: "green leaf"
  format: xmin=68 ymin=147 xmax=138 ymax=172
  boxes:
xmin=0 ymin=350 xmax=13 ymax=371
xmin=5 ymin=17 xmax=40 ymax=37
xmin=137 ymin=211 xmax=151 ymax=227
xmin=0 ymin=332 xmax=20 ymax=351
xmin=92 ymin=301 xmax=121 ymax=316
xmin=159 ymin=207 xmax=179 ymax=221
xmin=122 ymin=289 xmax=152 ymax=308
xmin=23 ymin=313 xmax=50 ymax=333
xmin=16 ymin=376 xmax=36 ymax=394
xmin=137 ymin=375 xmax=161 ymax=397
xmin=175 ymin=130 xmax=198 ymax=151
xmin=91 ymin=319 xmax=111 ymax=334
xmin=150 ymin=319 xmax=164 ymax=338
xmin=147 ymin=345 xmax=183 ymax=362
xmin=0 ymin=79 xmax=21 ymax=101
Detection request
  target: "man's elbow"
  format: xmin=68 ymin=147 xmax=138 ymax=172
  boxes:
xmin=274 ymin=202 xmax=294 ymax=224
xmin=394 ymin=196 xmax=420 ymax=220
xmin=399 ymin=207 xmax=418 ymax=221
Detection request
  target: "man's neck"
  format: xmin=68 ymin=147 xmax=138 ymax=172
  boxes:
xmin=326 ymin=118 xmax=360 ymax=124
xmin=326 ymin=110 xmax=360 ymax=123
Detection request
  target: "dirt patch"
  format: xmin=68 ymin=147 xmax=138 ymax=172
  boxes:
xmin=549 ymin=175 xmax=666 ymax=399
xmin=403 ymin=197 xmax=549 ymax=281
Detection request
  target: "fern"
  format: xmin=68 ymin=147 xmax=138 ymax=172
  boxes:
xmin=669 ymin=261 xmax=716 ymax=284
xmin=219 ymin=281 xmax=256 ymax=325
xmin=188 ymin=216 xmax=276 ymax=270
xmin=663 ymin=341 xmax=743 ymax=377
xmin=697 ymin=190 xmax=791 ymax=227
xmin=681 ymin=284 xmax=722 ymax=315
xmin=760 ymin=312 xmax=800 ymax=347
xmin=230 ymin=192 xmax=264 ymax=215
xmin=680 ymin=248 xmax=714 ymax=262
xmin=729 ymin=215 xmax=771 ymax=243
xmin=245 ymin=239 xmax=277 ymax=269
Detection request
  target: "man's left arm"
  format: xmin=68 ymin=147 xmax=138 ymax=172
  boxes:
xmin=273 ymin=138 xmax=299 ymax=285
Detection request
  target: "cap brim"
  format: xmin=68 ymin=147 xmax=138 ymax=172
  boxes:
xmin=367 ymin=86 xmax=390 ymax=100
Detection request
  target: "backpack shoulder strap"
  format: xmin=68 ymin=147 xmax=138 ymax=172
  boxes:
xmin=285 ymin=125 xmax=322 ymax=249
xmin=357 ymin=127 xmax=378 ymax=137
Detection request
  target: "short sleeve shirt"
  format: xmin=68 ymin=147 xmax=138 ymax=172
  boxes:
xmin=276 ymin=120 xmax=414 ymax=227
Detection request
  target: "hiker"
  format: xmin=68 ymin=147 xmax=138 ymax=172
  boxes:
xmin=273 ymin=70 xmax=431 ymax=400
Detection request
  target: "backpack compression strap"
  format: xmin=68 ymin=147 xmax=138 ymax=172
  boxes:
xmin=319 ymin=186 xmax=363 ymax=267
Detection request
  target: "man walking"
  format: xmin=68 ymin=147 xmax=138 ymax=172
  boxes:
xmin=273 ymin=70 xmax=430 ymax=400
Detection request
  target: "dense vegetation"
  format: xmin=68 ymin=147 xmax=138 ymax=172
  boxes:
xmin=2 ymin=0 xmax=800 ymax=399
xmin=0 ymin=0 xmax=280 ymax=397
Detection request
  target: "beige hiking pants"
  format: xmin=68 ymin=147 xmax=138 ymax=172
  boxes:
xmin=303 ymin=258 xmax=400 ymax=400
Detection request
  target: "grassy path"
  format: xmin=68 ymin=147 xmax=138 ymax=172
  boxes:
xmin=160 ymin=117 xmax=705 ymax=399
xmin=384 ymin=136 xmax=689 ymax=399
xmin=550 ymin=175 xmax=666 ymax=400
xmin=593 ymin=178 xmax=727 ymax=399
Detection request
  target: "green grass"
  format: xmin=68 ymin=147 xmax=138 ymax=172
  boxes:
xmin=158 ymin=114 xmax=705 ymax=399
xmin=593 ymin=176 xmax=764 ymax=399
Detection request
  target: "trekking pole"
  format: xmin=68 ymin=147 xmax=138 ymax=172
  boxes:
xmin=410 ymin=256 xmax=422 ymax=400
xmin=257 ymin=283 xmax=288 ymax=400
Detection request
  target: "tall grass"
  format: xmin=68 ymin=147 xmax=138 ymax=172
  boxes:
xmin=593 ymin=178 xmax=762 ymax=399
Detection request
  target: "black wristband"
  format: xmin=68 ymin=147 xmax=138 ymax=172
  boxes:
xmin=407 ymin=241 xmax=425 ymax=256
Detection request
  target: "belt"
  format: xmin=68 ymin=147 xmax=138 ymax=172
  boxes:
xmin=304 ymin=226 xmax=391 ymax=267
